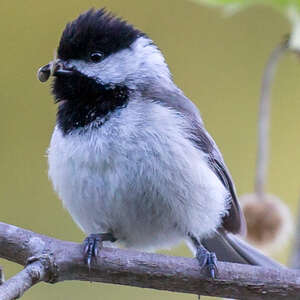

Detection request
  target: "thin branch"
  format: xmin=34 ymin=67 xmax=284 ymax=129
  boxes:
xmin=255 ymin=40 xmax=288 ymax=198
xmin=0 ymin=221 xmax=299 ymax=300
xmin=0 ymin=261 xmax=47 ymax=300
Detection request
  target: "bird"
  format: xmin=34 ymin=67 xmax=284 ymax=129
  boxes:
xmin=38 ymin=8 xmax=281 ymax=278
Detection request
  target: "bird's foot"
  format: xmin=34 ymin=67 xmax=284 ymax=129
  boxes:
xmin=196 ymin=245 xmax=218 ymax=279
xmin=83 ymin=233 xmax=116 ymax=270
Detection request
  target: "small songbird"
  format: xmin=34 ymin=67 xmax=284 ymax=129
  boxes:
xmin=38 ymin=8 xmax=280 ymax=278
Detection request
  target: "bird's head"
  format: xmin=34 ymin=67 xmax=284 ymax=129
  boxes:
xmin=38 ymin=9 xmax=172 ymax=134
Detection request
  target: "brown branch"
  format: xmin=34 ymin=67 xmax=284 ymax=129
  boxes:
xmin=0 ymin=221 xmax=299 ymax=300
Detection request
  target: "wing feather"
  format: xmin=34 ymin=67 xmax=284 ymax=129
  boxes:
xmin=143 ymin=86 xmax=246 ymax=234
xmin=190 ymin=122 xmax=246 ymax=234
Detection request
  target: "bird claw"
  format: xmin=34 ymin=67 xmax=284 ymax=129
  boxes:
xmin=83 ymin=233 xmax=116 ymax=271
xmin=83 ymin=234 xmax=102 ymax=270
xmin=196 ymin=247 xmax=218 ymax=279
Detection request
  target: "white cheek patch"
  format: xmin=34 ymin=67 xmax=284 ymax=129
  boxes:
xmin=69 ymin=37 xmax=172 ymax=87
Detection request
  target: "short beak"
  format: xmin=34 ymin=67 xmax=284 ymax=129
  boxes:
xmin=37 ymin=60 xmax=74 ymax=83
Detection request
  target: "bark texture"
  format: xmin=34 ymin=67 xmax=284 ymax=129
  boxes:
xmin=0 ymin=221 xmax=299 ymax=299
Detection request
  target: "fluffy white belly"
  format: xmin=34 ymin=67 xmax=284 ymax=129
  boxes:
xmin=48 ymin=100 xmax=228 ymax=251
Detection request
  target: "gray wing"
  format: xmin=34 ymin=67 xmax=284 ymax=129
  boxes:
xmin=143 ymin=86 xmax=246 ymax=235
xmin=202 ymin=231 xmax=282 ymax=267
xmin=193 ymin=127 xmax=246 ymax=235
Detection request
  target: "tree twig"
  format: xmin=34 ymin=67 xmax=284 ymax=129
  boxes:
xmin=0 ymin=261 xmax=47 ymax=300
xmin=255 ymin=40 xmax=289 ymax=198
xmin=0 ymin=221 xmax=299 ymax=300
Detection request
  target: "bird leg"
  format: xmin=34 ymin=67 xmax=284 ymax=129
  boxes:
xmin=190 ymin=234 xmax=218 ymax=279
xmin=83 ymin=233 xmax=117 ymax=270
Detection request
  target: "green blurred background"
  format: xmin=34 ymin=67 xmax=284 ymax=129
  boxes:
xmin=0 ymin=0 xmax=299 ymax=299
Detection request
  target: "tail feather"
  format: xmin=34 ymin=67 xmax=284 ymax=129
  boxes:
xmin=202 ymin=232 xmax=283 ymax=269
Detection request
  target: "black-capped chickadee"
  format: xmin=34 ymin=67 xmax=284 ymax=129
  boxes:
xmin=38 ymin=9 xmax=280 ymax=278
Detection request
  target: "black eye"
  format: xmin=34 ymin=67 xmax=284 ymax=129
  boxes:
xmin=90 ymin=52 xmax=103 ymax=63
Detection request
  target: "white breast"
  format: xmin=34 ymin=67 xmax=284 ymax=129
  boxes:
xmin=48 ymin=99 xmax=229 ymax=251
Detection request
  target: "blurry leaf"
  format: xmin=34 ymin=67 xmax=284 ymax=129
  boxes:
xmin=192 ymin=0 xmax=300 ymax=13
xmin=192 ymin=0 xmax=300 ymax=50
